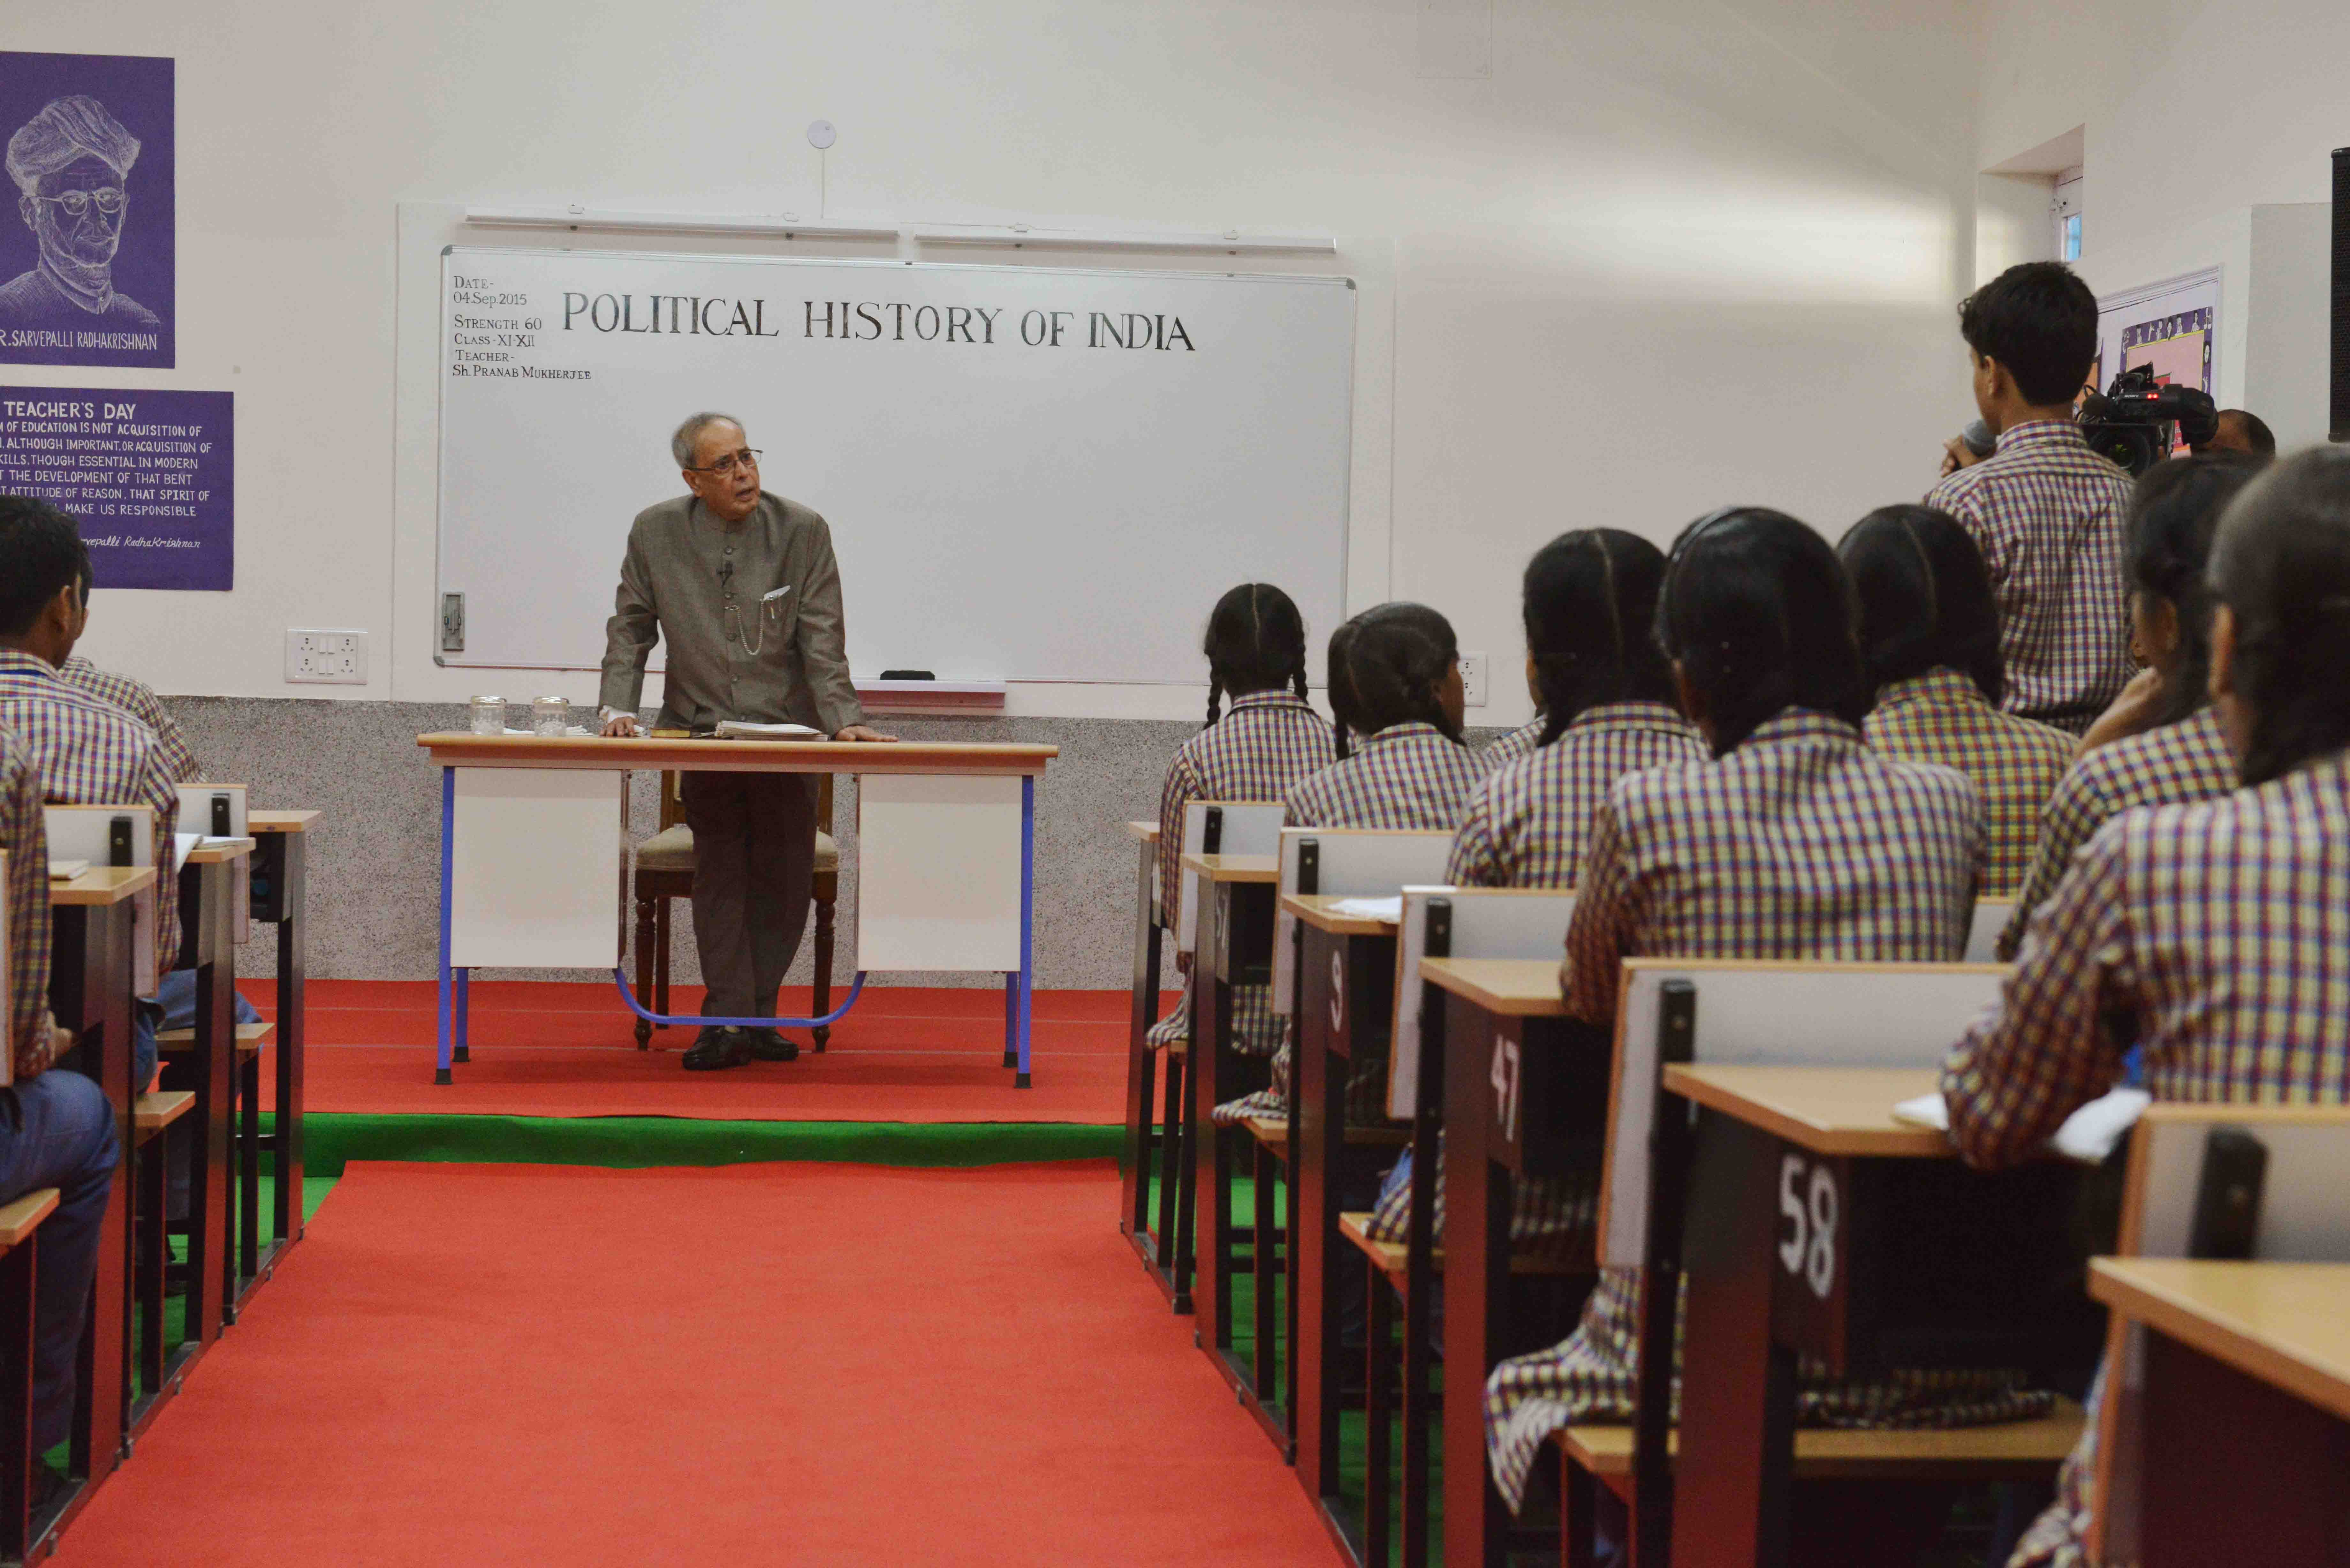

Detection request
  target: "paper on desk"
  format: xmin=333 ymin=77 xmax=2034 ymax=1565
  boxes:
xmin=1893 ymin=1087 xmax=2151 ymax=1164
xmin=1327 ymin=895 xmax=1403 ymax=923
xmin=47 ymin=859 xmax=89 ymax=881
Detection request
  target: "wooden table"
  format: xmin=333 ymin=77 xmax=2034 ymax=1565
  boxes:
xmin=1427 ymin=957 xmax=1615 ymax=1568
xmin=179 ymin=839 xmax=251 ymax=1343
xmin=1287 ymin=892 xmax=1402 ymax=1552
xmin=1119 ymin=819 xmax=1179 ymax=1288
xmin=416 ymin=734 xmax=1056 ymax=1085
xmin=241 ymin=811 xmax=316 ymax=1303
xmin=44 ymin=866 xmax=148 ymax=1529
xmin=1186 ymin=851 xmax=1281 ymax=1443
xmin=1661 ymin=1064 xmax=2094 ymax=1567
xmin=2090 ymin=1258 xmax=2350 ymax=1565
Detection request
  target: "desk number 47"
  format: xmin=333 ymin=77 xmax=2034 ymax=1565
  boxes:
xmin=1490 ymin=1033 xmax=1521 ymax=1144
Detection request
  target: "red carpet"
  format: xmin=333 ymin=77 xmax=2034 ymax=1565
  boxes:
xmin=65 ymin=1159 xmax=1340 ymax=1567
xmin=244 ymin=981 xmax=1175 ymax=1122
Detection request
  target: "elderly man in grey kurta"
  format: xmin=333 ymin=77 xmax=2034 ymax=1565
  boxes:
xmin=600 ymin=412 xmax=893 ymax=1071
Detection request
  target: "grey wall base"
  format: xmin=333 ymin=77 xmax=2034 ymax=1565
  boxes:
xmin=168 ymin=696 xmax=1512 ymax=991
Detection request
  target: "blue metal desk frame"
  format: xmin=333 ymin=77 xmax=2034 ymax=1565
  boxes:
xmin=432 ymin=765 xmax=1039 ymax=1088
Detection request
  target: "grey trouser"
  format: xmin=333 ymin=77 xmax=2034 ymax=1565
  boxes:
xmin=682 ymin=771 xmax=820 ymax=1019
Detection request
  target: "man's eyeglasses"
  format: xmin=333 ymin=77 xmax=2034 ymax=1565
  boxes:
xmin=33 ymin=189 xmax=126 ymax=218
xmin=687 ymin=449 xmax=761 ymax=477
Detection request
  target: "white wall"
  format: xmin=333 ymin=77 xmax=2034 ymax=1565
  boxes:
xmin=21 ymin=0 xmax=1993 ymax=729
xmin=1975 ymin=0 xmax=2346 ymax=440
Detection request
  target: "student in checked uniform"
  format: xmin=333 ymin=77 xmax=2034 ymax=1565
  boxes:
xmin=1943 ymin=446 xmax=2350 ymax=1568
xmin=1145 ymin=584 xmax=1334 ymax=1065
xmin=1482 ymin=507 xmax=2050 ymax=1565
xmin=1997 ymin=455 xmax=2262 ymax=958
xmin=1213 ymin=602 xmax=1482 ymax=1130
xmin=1366 ymin=529 xmax=1702 ymax=1262
xmin=1840 ymin=504 xmax=2074 ymax=895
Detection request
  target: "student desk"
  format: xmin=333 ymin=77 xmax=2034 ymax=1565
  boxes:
xmin=1286 ymin=892 xmax=1402 ymax=1548
xmin=2089 ymin=1258 xmax=2350 ymax=1566
xmin=1119 ymin=819 xmax=1180 ymax=1292
xmin=45 ymin=866 xmax=147 ymax=1515
xmin=415 ymin=734 xmax=1057 ymax=1085
xmin=243 ymin=810 xmax=316 ymax=1300
xmin=1186 ymin=850 xmax=1280 ymax=1436
xmin=179 ymin=839 xmax=251 ymax=1342
xmin=1426 ymin=957 xmax=1611 ymax=1568
xmin=1660 ymin=1064 xmax=2090 ymax=1568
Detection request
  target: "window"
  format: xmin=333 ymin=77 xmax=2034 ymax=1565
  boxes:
xmin=2053 ymin=167 xmax=2083 ymax=262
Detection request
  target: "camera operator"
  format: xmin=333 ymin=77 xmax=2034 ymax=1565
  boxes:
xmin=1926 ymin=262 xmax=2136 ymax=735
xmin=2197 ymin=407 xmax=2277 ymax=459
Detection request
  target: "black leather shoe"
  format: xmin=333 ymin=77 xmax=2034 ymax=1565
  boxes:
xmin=743 ymin=1027 xmax=799 ymax=1062
xmin=682 ymin=1027 xmax=751 ymax=1071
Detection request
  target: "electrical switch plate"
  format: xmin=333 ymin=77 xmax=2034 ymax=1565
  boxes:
xmin=1459 ymin=652 xmax=1488 ymax=708
xmin=286 ymin=629 xmax=368 ymax=684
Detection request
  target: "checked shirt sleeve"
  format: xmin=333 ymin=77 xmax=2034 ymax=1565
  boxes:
xmin=1944 ymin=820 xmax=2134 ymax=1168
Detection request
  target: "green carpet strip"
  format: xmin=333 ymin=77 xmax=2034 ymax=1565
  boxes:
xmin=276 ymin=1113 xmax=1123 ymax=1174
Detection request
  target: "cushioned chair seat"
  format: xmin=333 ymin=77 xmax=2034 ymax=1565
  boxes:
xmin=636 ymin=825 xmax=838 ymax=874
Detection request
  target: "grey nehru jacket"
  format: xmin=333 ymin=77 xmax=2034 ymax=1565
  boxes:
xmin=599 ymin=491 xmax=867 ymax=735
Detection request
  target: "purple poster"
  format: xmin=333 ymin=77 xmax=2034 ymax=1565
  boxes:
xmin=0 ymin=387 xmax=231 ymax=589
xmin=0 ymin=53 xmax=174 ymax=368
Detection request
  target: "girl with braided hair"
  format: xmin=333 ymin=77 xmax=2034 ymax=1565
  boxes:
xmin=1948 ymin=447 xmax=2350 ymax=1568
xmin=1146 ymin=584 xmax=1331 ymax=1058
xmin=1367 ymin=529 xmax=1703 ymax=1262
xmin=1483 ymin=509 xmax=2050 ymax=1565
xmin=1214 ymin=602 xmax=1481 ymax=1130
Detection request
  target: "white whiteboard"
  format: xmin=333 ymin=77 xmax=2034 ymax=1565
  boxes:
xmin=435 ymin=247 xmax=1355 ymax=682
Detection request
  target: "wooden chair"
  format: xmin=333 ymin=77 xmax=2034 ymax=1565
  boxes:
xmin=1134 ymin=803 xmax=1285 ymax=1308
xmin=2088 ymin=1104 xmax=2350 ymax=1566
xmin=632 ymin=772 xmax=840 ymax=1049
xmin=1354 ymin=886 xmax=1581 ymax=1568
xmin=1588 ymin=957 xmax=2060 ymax=1568
xmin=0 ymin=1187 xmax=58 ymax=1561
xmin=128 ymin=1090 xmax=195 ymax=1436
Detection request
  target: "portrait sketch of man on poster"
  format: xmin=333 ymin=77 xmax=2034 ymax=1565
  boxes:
xmin=1 ymin=95 xmax=159 ymax=331
xmin=0 ymin=53 xmax=174 ymax=368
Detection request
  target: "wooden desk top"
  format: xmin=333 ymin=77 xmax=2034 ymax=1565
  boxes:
xmin=184 ymin=838 xmax=255 ymax=866
xmin=1180 ymin=852 xmax=1277 ymax=884
xmin=1661 ymin=1065 xmax=1952 ymax=1157
xmin=49 ymin=866 xmax=155 ymax=907
xmin=1125 ymin=819 xmax=1159 ymax=843
xmin=2091 ymin=1258 xmax=2350 ymax=1423
xmin=1282 ymin=893 xmax=1400 ymax=935
xmin=1419 ymin=957 xmax=1568 ymax=1017
xmin=248 ymin=810 xmax=321 ymax=834
xmin=418 ymin=732 xmax=1056 ymax=776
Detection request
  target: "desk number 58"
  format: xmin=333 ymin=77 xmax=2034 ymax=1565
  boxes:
xmin=1777 ymin=1154 xmax=1837 ymax=1299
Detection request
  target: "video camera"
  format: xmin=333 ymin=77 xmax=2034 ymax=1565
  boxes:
xmin=2078 ymin=365 xmax=2219 ymax=476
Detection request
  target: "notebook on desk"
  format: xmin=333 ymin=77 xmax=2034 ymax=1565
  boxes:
xmin=712 ymin=721 xmax=824 ymax=741
xmin=47 ymin=859 xmax=89 ymax=881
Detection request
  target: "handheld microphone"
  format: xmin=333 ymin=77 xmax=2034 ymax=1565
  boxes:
xmin=1960 ymin=419 xmax=1997 ymax=458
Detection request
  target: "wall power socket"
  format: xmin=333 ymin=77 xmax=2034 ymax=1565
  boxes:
xmin=1458 ymin=651 xmax=1488 ymax=708
xmin=287 ymin=629 xmax=368 ymax=684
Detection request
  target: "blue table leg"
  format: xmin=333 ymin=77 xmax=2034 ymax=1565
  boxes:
xmin=454 ymin=967 xmax=471 ymax=1063
xmin=436 ymin=766 xmax=454 ymax=1084
xmin=1016 ymin=774 xmax=1035 ymax=1088
xmin=1003 ymin=973 xmax=1017 ymax=1069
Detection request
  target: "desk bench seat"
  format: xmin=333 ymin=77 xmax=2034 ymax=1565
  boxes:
xmin=155 ymin=1021 xmax=272 ymax=1056
xmin=1339 ymin=1210 xmax=1584 ymax=1280
xmin=0 ymin=1189 xmax=58 ymax=1249
xmin=1245 ymin=1118 xmax=1412 ymax=1154
xmin=133 ymin=1090 xmax=196 ymax=1140
xmin=1555 ymin=1398 xmax=2084 ymax=1488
